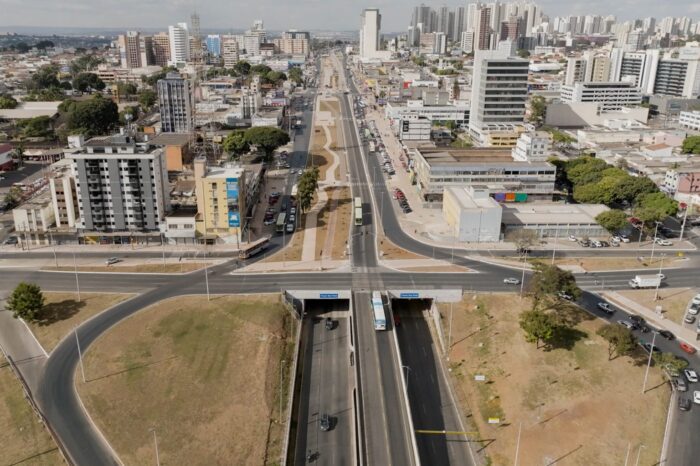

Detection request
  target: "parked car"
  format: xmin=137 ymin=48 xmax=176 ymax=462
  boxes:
xmin=684 ymin=314 xmax=697 ymax=324
xmin=3 ymin=236 xmax=18 ymax=245
xmin=617 ymin=320 xmax=638 ymax=330
xmin=503 ymin=277 xmax=521 ymax=285
xmin=658 ymin=330 xmax=675 ymax=340
xmin=286 ymin=223 xmax=294 ymax=233
xmin=620 ymin=235 xmax=630 ymax=243
xmin=597 ymin=302 xmax=615 ymax=314
xmin=675 ymin=377 xmax=689 ymax=392
xmin=679 ymin=396 xmax=692 ymax=411
xmin=655 ymin=238 xmax=673 ymax=246
xmin=685 ymin=369 xmax=699 ymax=383
xmin=640 ymin=342 xmax=661 ymax=354
xmin=105 ymin=257 xmax=120 ymax=265
xmin=320 ymin=413 xmax=331 ymax=431
xmin=568 ymin=235 xmax=578 ymax=242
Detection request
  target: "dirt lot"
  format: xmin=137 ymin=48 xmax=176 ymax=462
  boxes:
xmin=260 ymin=220 xmax=306 ymax=263
xmin=43 ymin=263 xmax=210 ymax=274
xmin=550 ymin=256 xmax=686 ymax=272
xmin=29 ymin=292 xmax=131 ymax=352
xmin=77 ymin=295 xmax=294 ymax=466
xmin=440 ymin=293 xmax=668 ymax=466
xmin=618 ymin=288 xmax=698 ymax=324
xmin=0 ymin=355 xmax=62 ymax=465
xmin=314 ymin=187 xmax=352 ymax=260
xmin=378 ymin=233 xmax=426 ymax=260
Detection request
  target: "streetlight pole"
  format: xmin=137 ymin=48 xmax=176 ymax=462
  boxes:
xmin=73 ymin=252 xmax=81 ymax=302
xmin=679 ymin=207 xmax=689 ymax=242
xmin=50 ymin=231 xmax=58 ymax=268
xmin=203 ymin=248 xmax=210 ymax=301
xmin=654 ymin=254 xmax=665 ymax=301
xmin=75 ymin=327 xmax=86 ymax=383
xmin=519 ymin=254 xmax=527 ymax=299
xmin=150 ymin=428 xmax=160 ymax=466
xmin=650 ymin=221 xmax=660 ymax=260
xmin=642 ymin=332 xmax=658 ymax=394
xmin=447 ymin=301 xmax=454 ymax=355
xmin=161 ymin=233 xmax=166 ymax=268
xmin=551 ymin=228 xmax=559 ymax=265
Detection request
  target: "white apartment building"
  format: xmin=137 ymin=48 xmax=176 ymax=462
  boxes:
xmin=221 ymin=35 xmax=240 ymax=68
xmin=679 ymin=110 xmax=700 ymax=131
xmin=67 ymin=135 xmax=170 ymax=233
xmin=360 ymin=8 xmax=382 ymax=60
xmin=511 ymin=131 xmax=552 ymax=162
xmin=468 ymin=49 xmax=530 ymax=146
xmin=399 ymin=115 xmax=431 ymax=141
xmin=48 ymin=159 xmax=77 ymax=229
xmin=560 ymin=81 xmax=642 ymax=111
xmin=157 ymin=72 xmax=193 ymax=133
xmin=168 ymin=23 xmax=190 ymax=66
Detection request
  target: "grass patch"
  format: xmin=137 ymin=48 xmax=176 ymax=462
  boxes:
xmin=43 ymin=263 xmax=210 ymax=273
xmin=77 ymin=295 xmax=295 ymax=466
xmin=0 ymin=355 xmax=61 ymax=465
xmin=617 ymin=288 xmax=697 ymax=325
xmin=28 ymin=292 xmax=131 ymax=353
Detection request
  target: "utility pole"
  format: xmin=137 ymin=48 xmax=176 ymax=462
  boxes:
xmin=75 ymin=327 xmax=86 ymax=383
xmin=279 ymin=360 xmax=285 ymax=423
xmin=650 ymin=221 xmax=660 ymax=260
xmin=49 ymin=231 xmax=58 ymax=268
xmin=203 ymin=248 xmax=210 ymax=301
xmin=679 ymin=206 xmax=689 ymax=242
xmin=73 ymin=252 xmax=81 ymax=302
xmin=654 ymin=254 xmax=665 ymax=301
xmin=161 ymin=233 xmax=166 ymax=268
xmin=642 ymin=332 xmax=658 ymax=393
xmin=447 ymin=301 xmax=454 ymax=355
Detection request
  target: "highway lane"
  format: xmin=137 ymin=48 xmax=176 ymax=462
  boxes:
xmin=394 ymin=301 xmax=474 ymax=466
xmin=294 ymin=301 xmax=353 ymax=466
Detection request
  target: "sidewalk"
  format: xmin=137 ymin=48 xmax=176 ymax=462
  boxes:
xmin=0 ymin=307 xmax=47 ymax=395
xmin=602 ymin=291 xmax=700 ymax=350
xmin=234 ymin=259 xmax=349 ymax=273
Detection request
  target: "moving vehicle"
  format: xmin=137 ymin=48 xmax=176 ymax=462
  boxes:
xmin=286 ymin=223 xmax=295 ymax=234
xmin=503 ymin=277 xmax=521 ymax=285
xmin=239 ymin=237 xmax=270 ymax=260
xmin=371 ymin=291 xmax=387 ymax=331
xmin=618 ymin=320 xmax=638 ymax=330
xmin=354 ymin=197 xmax=363 ymax=226
xmin=105 ymin=257 xmax=120 ymax=265
xmin=320 ymin=413 xmax=331 ymax=431
xmin=675 ymin=377 xmax=689 ymax=392
xmin=597 ymin=302 xmax=615 ymax=314
xmin=679 ymin=397 xmax=691 ymax=411
xmin=694 ymin=391 xmax=700 ymax=405
xmin=658 ymin=330 xmax=675 ymax=340
xmin=276 ymin=213 xmax=287 ymax=233
xmin=628 ymin=274 xmax=662 ymax=289
xmin=325 ymin=318 xmax=334 ymax=330
xmin=680 ymin=342 xmax=697 ymax=354
xmin=655 ymin=238 xmax=673 ymax=246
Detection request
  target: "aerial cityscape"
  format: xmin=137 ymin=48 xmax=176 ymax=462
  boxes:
xmin=1 ymin=2 xmax=700 ymax=465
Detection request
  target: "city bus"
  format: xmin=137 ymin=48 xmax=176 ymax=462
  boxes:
xmin=276 ymin=213 xmax=287 ymax=234
xmin=354 ymin=197 xmax=363 ymax=226
xmin=238 ymin=236 xmax=270 ymax=260
xmin=371 ymin=291 xmax=387 ymax=331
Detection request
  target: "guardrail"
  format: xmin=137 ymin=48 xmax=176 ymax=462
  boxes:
xmin=280 ymin=299 xmax=304 ymax=465
xmin=349 ymin=293 xmax=364 ymax=466
xmin=0 ymin=343 xmax=74 ymax=465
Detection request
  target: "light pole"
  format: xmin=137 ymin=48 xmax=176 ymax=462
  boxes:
xmin=73 ymin=252 xmax=81 ymax=302
xmin=75 ymin=327 xmax=86 ymax=383
xmin=149 ymin=428 xmax=160 ymax=466
xmin=447 ymin=301 xmax=454 ymax=355
xmin=650 ymin=221 xmax=661 ymax=260
xmin=642 ymin=332 xmax=658 ymax=394
xmin=654 ymin=254 xmax=665 ymax=301
xmin=551 ymin=228 xmax=559 ymax=265
xmin=519 ymin=253 xmax=527 ymax=299
xmin=161 ymin=233 xmax=166 ymax=268
xmin=679 ymin=206 xmax=689 ymax=242
xmin=203 ymin=247 xmax=210 ymax=301
xmin=49 ymin=231 xmax=58 ymax=268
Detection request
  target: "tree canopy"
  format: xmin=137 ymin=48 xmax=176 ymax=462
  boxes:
xmin=288 ymin=67 xmax=303 ymax=85
xmin=595 ymin=209 xmax=629 ymax=234
xmin=72 ymin=72 xmax=106 ymax=92
xmin=71 ymin=54 xmax=104 ymax=75
xmin=681 ymin=136 xmax=700 ymax=155
xmin=138 ymin=89 xmax=157 ymax=109
xmin=27 ymin=65 xmax=60 ymax=91
xmin=596 ymin=324 xmax=637 ymax=360
xmin=519 ymin=309 xmax=556 ymax=349
xmin=18 ymin=116 xmax=53 ymax=138
xmin=0 ymin=94 xmax=18 ymax=109
xmin=66 ymin=95 xmax=119 ymax=137
xmin=244 ymin=127 xmax=290 ymax=160
xmin=528 ymin=95 xmax=546 ymax=126
xmin=6 ymin=282 xmax=45 ymax=322
xmin=529 ymin=263 xmax=581 ymax=307
xmin=222 ymin=130 xmax=250 ymax=159
xmin=297 ymin=166 xmax=320 ymax=213
xmin=634 ymin=192 xmax=679 ymax=225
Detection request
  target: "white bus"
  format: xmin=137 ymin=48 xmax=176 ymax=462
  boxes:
xmin=371 ymin=291 xmax=387 ymax=331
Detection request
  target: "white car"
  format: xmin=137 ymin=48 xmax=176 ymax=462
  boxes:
xmin=503 ymin=277 xmax=521 ymax=285
xmin=685 ymin=369 xmax=699 ymax=383
xmin=691 ymin=294 xmax=700 ymax=306
xmin=620 ymin=236 xmax=630 ymax=243
xmin=694 ymin=391 xmax=700 ymax=404
xmin=655 ymin=238 xmax=673 ymax=246
xmin=568 ymin=235 xmax=577 ymax=242
xmin=105 ymin=257 xmax=120 ymax=265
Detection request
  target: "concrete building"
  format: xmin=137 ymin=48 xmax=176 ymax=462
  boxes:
xmin=273 ymin=30 xmax=310 ymax=56
xmin=360 ymin=8 xmax=382 ymax=60
xmin=48 ymin=159 xmax=77 ymax=229
xmin=168 ymin=23 xmax=190 ymax=66
xmin=385 ymin=101 xmax=470 ymax=128
xmin=443 ymin=187 xmax=502 ymax=242
xmin=13 ymin=190 xmax=55 ymax=235
xmin=679 ymin=110 xmax=700 ymax=131
xmin=399 ymin=115 xmax=432 ymax=141
xmin=152 ymin=32 xmax=171 ymax=67
xmin=0 ymin=143 xmax=14 ymax=171
xmin=469 ymin=49 xmax=529 ymax=146
xmin=221 ymin=35 xmax=240 ymax=68
xmin=560 ymin=81 xmax=642 ymax=111
xmin=511 ymin=131 xmax=552 ymax=162
xmin=206 ymin=35 xmax=221 ymax=57
xmin=67 ymin=134 xmax=170 ymax=233
xmin=410 ymin=147 xmax=556 ymax=203
xmin=164 ymin=209 xmax=197 ymax=244
xmin=501 ymin=203 xmax=610 ymax=239
xmin=545 ymin=102 xmax=649 ymax=127
xmin=118 ymin=31 xmax=142 ymax=69
xmin=157 ymin=72 xmax=193 ymax=133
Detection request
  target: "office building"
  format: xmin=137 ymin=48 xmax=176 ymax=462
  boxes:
xmin=221 ymin=35 xmax=240 ymax=68
xmin=243 ymin=20 xmax=266 ymax=56
xmin=152 ymin=32 xmax=171 ymax=67
xmin=679 ymin=110 xmax=700 ymax=131
xmin=118 ymin=31 xmax=142 ymax=68
xmin=206 ymin=35 xmax=221 ymax=57
xmin=157 ymin=72 xmax=193 ymax=133
xmin=273 ymin=30 xmax=310 ymax=56
xmin=399 ymin=115 xmax=431 ymax=141
xmin=560 ymin=81 xmax=642 ymax=111
xmin=168 ymin=23 xmax=190 ymax=66
xmin=360 ymin=8 xmax=382 ymax=59
xmin=443 ymin=187 xmax=502 ymax=242
xmin=469 ymin=49 xmax=530 ymax=146
xmin=67 ymin=135 xmax=170 ymax=233
xmin=511 ymin=131 xmax=552 ymax=162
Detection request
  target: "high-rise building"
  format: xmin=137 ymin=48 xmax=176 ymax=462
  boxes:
xmin=118 ymin=31 xmax=142 ymax=69
xmin=206 ymin=35 xmax=221 ymax=57
xmin=221 ymin=35 xmax=240 ymax=68
xmin=139 ymin=35 xmax=155 ymax=66
xmin=242 ymin=20 xmax=266 ymax=56
xmin=560 ymin=82 xmax=642 ymax=111
xmin=152 ymin=32 xmax=171 ymax=67
xmin=469 ymin=49 xmax=529 ymax=146
xmin=273 ymin=30 xmax=310 ymax=56
xmin=476 ymin=6 xmax=493 ymax=51
xmin=360 ymin=8 xmax=382 ymax=59
xmin=190 ymin=12 xmax=203 ymax=65
xmin=67 ymin=135 xmax=170 ymax=233
xmin=461 ymin=31 xmax=475 ymax=53
xmin=157 ymin=72 xmax=193 ymax=133
xmin=168 ymin=23 xmax=190 ymax=66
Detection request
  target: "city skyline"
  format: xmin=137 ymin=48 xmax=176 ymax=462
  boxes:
xmin=0 ymin=0 xmax=699 ymax=33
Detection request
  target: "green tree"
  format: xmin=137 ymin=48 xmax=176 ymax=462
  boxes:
xmin=244 ymin=127 xmax=290 ymax=161
xmin=6 ymin=282 xmax=45 ymax=322
xmin=681 ymin=136 xmax=700 ymax=154
xmin=614 ymin=176 xmax=658 ymax=204
xmin=653 ymin=352 xmax=689 ymax=377
xmin=529 ymin=263 xmax=581 ymax=307
xmin=27 ymin=65 xmax=60 ymax=90
xmin=519 ymin=310 xmax=556 ymax=349
xmin=0 ymin=94 xmax=18 ymax=109
xmin=529 ymin=95 xmax=546 ymax=126
xmin=264 ymin=71 xmax=287 ymax=85
xmin=251 ymin=64 xmax=272 ymax=75
xmin=142 ymin=66 xmax=177 ymax=86
xmin=72 ymin=72 xmax=106 ymax=92
xmin=566 ymin=157 xmax=609 ymax=186
xmin=222 ymin=131 xmax=250 ymax=159
xmin=67 ymin=95 xmax=119 ymax=137
xmin=35 ymin=40 xmax=55 ymax=50
xmin=288 ymin=67 xmax=303 ymax=85
xmin=597 ymin=324 xmax=637 ymax=360
xmin=3 ymin=186 xmax=24 ymax=209
xmin=234 ymin=61 xmax=251 ymax=76
xmin=19 ymin=116 xmax=53 ymax=138
xmin=596 ymin=209 xmax=629 ymax=234
xmin=70 ymin=54 xmax=104 ymax=75
xmin=137 ymin=89 xmax=157 ymax=109
xmin=14 ymin=42 xmax=30 ymax=53
xmin=517 ymin=48 xmax=530 ymax=58
xmin=116 ymin=82 xmax=138 ymax=98
xmin=119 ymin=105 xmax=140 ymax=125
xmin=634 ymin=192 xmax=678 ymax=225
xmin=297 ymin=166 xmax=320 ymax=213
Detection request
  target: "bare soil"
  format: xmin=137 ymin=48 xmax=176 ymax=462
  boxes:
xmin=618 ymin=288 xmax=698 ymax=324
xmin=440 ymin=293 xmax=668 ymax=466
xmin=43 ymin=263 xmax=210 ymax=274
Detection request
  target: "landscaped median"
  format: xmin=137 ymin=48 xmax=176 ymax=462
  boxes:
xmin=75 ymin=295 xmax=295 ymax=465
xmin=440 ymin=293 xmax=668 ymax=466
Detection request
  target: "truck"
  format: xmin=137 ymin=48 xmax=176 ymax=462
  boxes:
xmin=628 ymin=274 xmax=662 ymax=289
xmin=368 ymin=141 xmax=376 ymax=153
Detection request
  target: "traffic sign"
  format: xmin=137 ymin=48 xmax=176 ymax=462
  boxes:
xmin=319 ymin=293 xmax=339 ymax=299
xmin=400 ymin=292 xmax=420 ymax=299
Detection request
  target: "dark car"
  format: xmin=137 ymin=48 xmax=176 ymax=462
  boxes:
xmin=658 ymin=330 xmax=675 ymax=340
xmin=393 ymin=313 xmax=401 ymax=327
xmin=640 ymin=342 xmax=661 ymax=354
xmin=320 ymin=413 xmax=331 ymax=431
xmin=325 ymin=318 xmax=334 ymax=330
xmin=679 ymin=397 xmax=691 ymax=411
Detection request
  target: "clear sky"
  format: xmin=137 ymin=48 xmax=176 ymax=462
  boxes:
xmin=0 ymin=0 xmax=698 ymax=32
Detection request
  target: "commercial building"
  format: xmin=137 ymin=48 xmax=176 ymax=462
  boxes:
xmin=501 ymin=203 xmax=610 ymax=239
xmin=152 ymin=32 xmax=171 ymax=67
xmin=360 ymin=8 xmax=390 ymax=60
xmin=511 ymin=131 xmax=552 ymax=162
xmin=205 ymin=35 xmax=221 ymax=57
xmin=118 ymin=31 xmax=142 ymax=69
xmin=385 ymin=101 xmax=470 ymax=128
xmin=48 ymin=159 xmax=77 ymax=229
xmin=66 ymin=134 xmax=170 ymax=233
xmin=157 ymin=72 xmax=193 ymax=133
xmin=560 ymin=81 xmax=642 ymax=111
xmin=399 ymin=115 xmax=432 ymax=141
xmin=221 ymin=35 xmax=240 ymax=68
xmin=468 ymin=50 xmax=529 ymax=146
xmin=273 ymin=30 xmax=310 ymax=57
xmin=410 ymin=147 xmax=556 ymax=203
xmin=443 ymin=187 xmax=502 ymax=242
xmin=679 ymin=110 xmax=700 ymax=131
xmin=168 ymin=23 xmax=190 ymax=66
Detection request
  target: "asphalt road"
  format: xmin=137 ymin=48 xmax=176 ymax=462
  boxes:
xmin=294 ymin=300 xmax=353 ymax=466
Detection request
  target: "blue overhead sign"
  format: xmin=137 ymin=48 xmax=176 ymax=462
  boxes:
xmin=400 ymin=292 xmax=420 ymax=299
xmin=319 ymin=293 xmax=339 ymax=299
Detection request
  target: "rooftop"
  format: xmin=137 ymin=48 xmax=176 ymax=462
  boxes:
xmin=417 ymin=148 xmax=553 ymax=167
xmin=502 ymin=203 xmax=609 ymax=226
